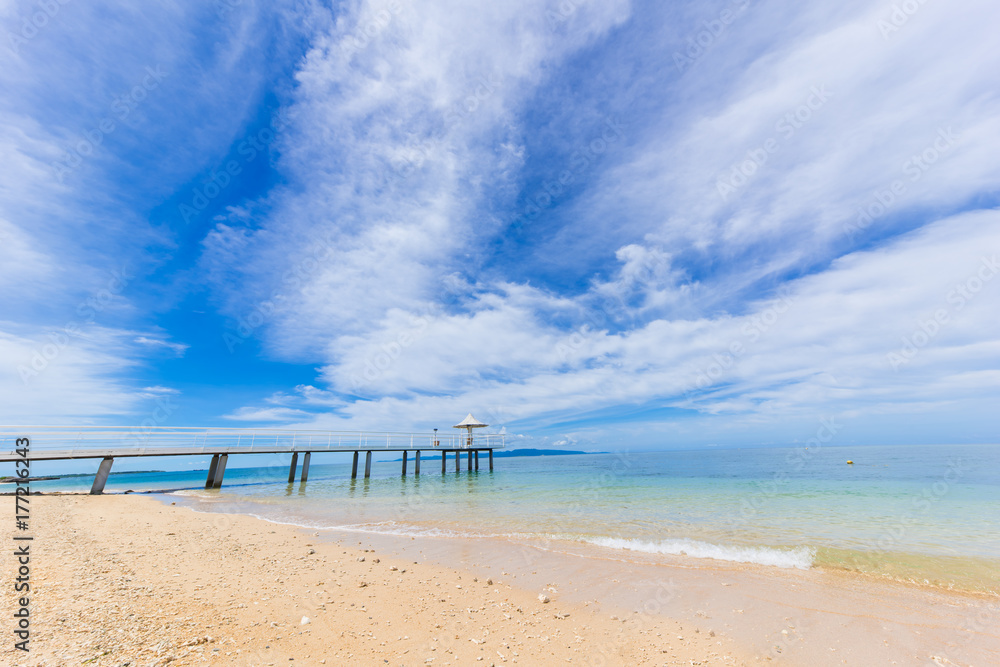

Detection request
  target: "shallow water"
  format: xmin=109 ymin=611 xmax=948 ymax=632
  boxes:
xmin=25 ymin=444 xmax=1000 ymax=593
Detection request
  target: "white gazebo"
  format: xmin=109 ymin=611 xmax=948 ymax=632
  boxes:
xmin=453 ymin=413 xmax=488 ymax=448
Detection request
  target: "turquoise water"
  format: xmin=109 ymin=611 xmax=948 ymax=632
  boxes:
xmin=20 ymin=444 xmax=1000 ymax=592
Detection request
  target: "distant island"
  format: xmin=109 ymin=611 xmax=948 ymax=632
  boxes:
xmin=0 ymin=470 xmax=165 ymax=483
xmin=389 ymin=448 xmax=596 ymax=462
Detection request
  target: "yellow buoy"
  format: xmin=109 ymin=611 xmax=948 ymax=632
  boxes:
xmin=846 ymin=460 xmax=853 ymax=464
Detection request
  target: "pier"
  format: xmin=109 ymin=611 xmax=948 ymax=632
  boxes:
xmin=1 ymin=425 xmax=505 ymax=494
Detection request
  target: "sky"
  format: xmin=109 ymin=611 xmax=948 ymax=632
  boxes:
xmin=2 ymin=0 xmax=999 ymax=452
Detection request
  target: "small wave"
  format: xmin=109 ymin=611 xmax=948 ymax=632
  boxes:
xmin=170 ymin=489 xmax=220 ymax=499
xmin=584 ymin=537 xmax=815 ymax=569
xmin=329 ymin=521 xmax=474 ymax=539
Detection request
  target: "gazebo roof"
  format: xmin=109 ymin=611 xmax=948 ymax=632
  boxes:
xmin=453 ymin=413 xmax=488 ymax=428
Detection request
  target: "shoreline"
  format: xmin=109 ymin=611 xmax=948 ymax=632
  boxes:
xmin=212 ymin=508 xmax=1000 ymax=665
xmin=16 ymin=487 xmax=1000 ymax=597
xmin=3 ymin=494 xmax=998 ymax=665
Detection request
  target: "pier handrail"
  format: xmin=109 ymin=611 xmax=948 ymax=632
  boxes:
xmin=0 ymin=425 xmax=506 ymax=461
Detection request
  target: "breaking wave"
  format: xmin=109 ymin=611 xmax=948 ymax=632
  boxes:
xmin=583 ymin=536 xmax=815 ymax=569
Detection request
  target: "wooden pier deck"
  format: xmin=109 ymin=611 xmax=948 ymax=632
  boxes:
xmin=1 ymin=426 xmax=505 ymax=494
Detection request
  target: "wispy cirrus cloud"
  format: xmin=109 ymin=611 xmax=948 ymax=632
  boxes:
xmin=0 ymin=0 xmax=318 ymax=422
xmin=133 ymin=336 xmax=189 ymax=356
xmin=3 ymin=0 xmax=999 ymax=449
xmin=215 ymin=0 xmax=1000 ymax=446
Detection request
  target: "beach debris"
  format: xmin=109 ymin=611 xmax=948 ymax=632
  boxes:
xmin=357 ymin=556 xmax=365 ymax=562
xmin=538 ymin=594 xmax=550 ymax=603
xmin=300 ymin=616 xmax=310 ymax=625
xmin=373 ymin=558 xmax=380 ymax=563
xmin=390 ymin=566 xmax=398 ymax=571
xmin=486 ymin=578 xmax=493 ymax=585
xmin=358 ymin=581 xmax=368 ymax=588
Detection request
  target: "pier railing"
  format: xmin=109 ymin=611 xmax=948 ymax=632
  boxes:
xmin=0 ymin=425 xmax=506 ymax=461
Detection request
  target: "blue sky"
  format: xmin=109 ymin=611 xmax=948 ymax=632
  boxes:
xmin=2 ymin=0 xmax=999 ymax=451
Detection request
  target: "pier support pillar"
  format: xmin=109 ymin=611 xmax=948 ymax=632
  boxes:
xmin=364 ymin=451 xmax=372 ymax=478
xmin=455 ymin=450 xmax=460 ymax=473
xmin=352 ymin=451 xmax=359 ymax=478
xmin=90 ymin=457 xmax=114 ymax=495
xmin=212 ymin=455 xmax=228 ymax=489
xmin=475 ymin=450 xmax=479 ymax=471
xmin=288 ymin=452 xmax=299 ymax=483
xmin=415 ymin=451 xmax=421 ymax=475
xmin=468 ymin=449 xmax=473 ymax=471
xmin=300 ymin=452 xmax=311 ymax=482
xmin=402 ymin=451 xmax=408 ymax=476
xmin=489 ymin=449 xmax=493 ymax=472
xmin=205 ymin=454 xmax=220 ymax=489
xmin=441 ymin=451 xmax=446 ymax=474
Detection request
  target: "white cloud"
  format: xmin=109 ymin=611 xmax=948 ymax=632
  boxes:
xmin=133 ymin=336 xmax=189 ymax=356
xmin=5 ymin=0 xmax=998 ymax=447
xmin=223 ymin=406 xmax=314 ymax=422
xmin=230 ymin=207 xmax=1000 ymax=445
xmin=0 ymin=324 xmax=144 ymax=422
xmin=210 ymin=0 xmax=1000 ymax=445
xmin=201 ymin=0 xmax=633 ymax=356
xmin=0 ymin=1 xmax=312 ymax=423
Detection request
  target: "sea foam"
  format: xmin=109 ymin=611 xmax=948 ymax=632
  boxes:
xmin=584 ymin=536 xmax=815 ymax=569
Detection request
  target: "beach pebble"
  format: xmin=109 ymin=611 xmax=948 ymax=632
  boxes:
xmin=358 ymin=556 xmax=365 ymax=562
xmin=301 ymin=616 xmax=310 ymax=625
xmin=538 ymin=594 xmax=550 ymax=603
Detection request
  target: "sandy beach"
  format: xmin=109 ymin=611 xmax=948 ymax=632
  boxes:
xmin=3 ymin=494 xmax=750 ymax=666
xmin=2 ymin=494 xmax=997 ymax=666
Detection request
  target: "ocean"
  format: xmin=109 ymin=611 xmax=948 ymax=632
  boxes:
xmin=22 ymin=443 xmax=1000 ymax=594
